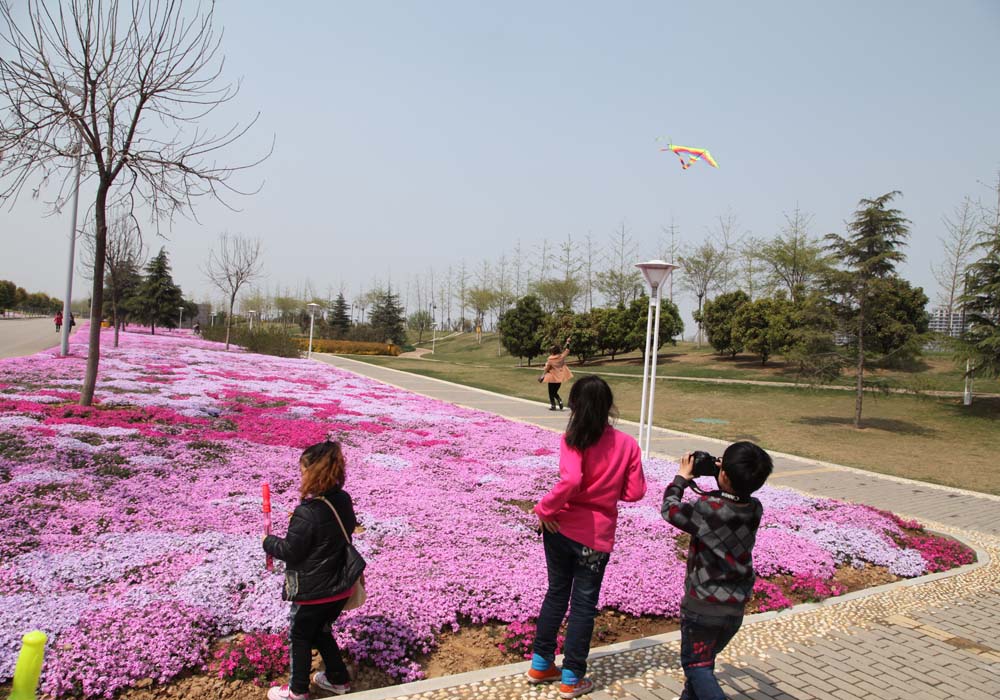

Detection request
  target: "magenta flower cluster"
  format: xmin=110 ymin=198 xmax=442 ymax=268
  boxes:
xmin=498 ymin=619 xmax=564 ymax=660
xmin=0 ymin=325 xmax=967 ymax=697
xmin=209 ymin=632 xmax=289 ymax=686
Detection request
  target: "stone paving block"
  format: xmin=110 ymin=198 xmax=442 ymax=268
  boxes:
xmin=620 ymin=683 xmax=662 ymax=700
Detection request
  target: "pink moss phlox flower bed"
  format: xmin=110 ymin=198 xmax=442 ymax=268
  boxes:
xmin=0 ymin=326 xmax=970 ymax=697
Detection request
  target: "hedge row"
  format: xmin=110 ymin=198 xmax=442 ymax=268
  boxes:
xmin=295 ymin=338 xmax=400 ymax=356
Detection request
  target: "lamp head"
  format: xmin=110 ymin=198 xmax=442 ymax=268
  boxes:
xmin=635 ymin=259 xmax=679 ymax=292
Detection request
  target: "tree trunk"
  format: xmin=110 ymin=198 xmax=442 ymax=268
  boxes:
xmin=80 ymin=184 xmax=109 ymax=406
xmin=854 ymin=290 xmax=865 ymax=429
xmin=225 ymin=296 xmax=236 ymax=350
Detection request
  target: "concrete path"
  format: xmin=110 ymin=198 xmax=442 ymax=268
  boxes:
xmin=0 ymin=317 xmax=63 ymax=358
xmin=314 ymin=355 xmax=1000 ymax=700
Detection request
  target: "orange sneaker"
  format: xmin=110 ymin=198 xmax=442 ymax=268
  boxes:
xmin=559 ymin=677 xmax=595 ymax=698
xmin=526 ymin=664 xmax=561 ymax=684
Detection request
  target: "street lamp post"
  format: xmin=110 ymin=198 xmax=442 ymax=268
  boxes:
xmin=635 ymin=260 xmax=679 ymax=455
xmin=306 ymin=303 xmax=320 ymax=358
xmin=60 ymin=139 xmax=83 ymax=357
xmin=178 ymin=306 xmax=184 ymax=329
xmin=431 ymin=303 xmax=437 ymax=354
xmin=248 ymin=310 xmax=257 ymax=332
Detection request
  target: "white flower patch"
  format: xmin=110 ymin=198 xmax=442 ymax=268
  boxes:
xmin=10 ymin=469 xmax=77 ymax=485
xmin=0 ymin=415 xmax=41 ymax=428
xmin=50 ymin=423 xmax=139 ymax=438
xmin=476 ymin=474 xmax=503 ymax=485
xmin=512 ymin=455 xmax=557 ymax=470
xmin=0 ymin=394 xmax=64 ymax=403
xmin=365 ymin=453 xmax=410 ymax=471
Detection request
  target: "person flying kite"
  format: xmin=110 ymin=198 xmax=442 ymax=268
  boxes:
xmin=659 ymin=140 xmax=719 ymax=170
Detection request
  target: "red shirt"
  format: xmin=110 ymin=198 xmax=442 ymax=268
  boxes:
xmin=534 ymin=426 xmax=646 ymax=552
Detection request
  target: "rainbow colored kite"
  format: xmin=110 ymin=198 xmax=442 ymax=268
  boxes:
xmin=659 ymin=141 xmax=719 ymax=170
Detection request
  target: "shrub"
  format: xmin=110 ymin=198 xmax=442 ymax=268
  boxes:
xmin=208 ymin=632 xmax=289 ymax=686
xmin=751 ymin=579 xmax=793 ymax=612
xmin=902 ymin=534 xmax=975 ymax=573
xmin=788 ymin=574 xmax=846 ymax=602
xmin=201 ymin=325 xmax=302 ymax=358
xmin=295 ymin=338 xmax=400 ymax=356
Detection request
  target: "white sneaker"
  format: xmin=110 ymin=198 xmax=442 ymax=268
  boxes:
xmin=312 ymin=671 xmax=351 ymax=695
xmin=267 ymin=685 xmax=309 ymax=700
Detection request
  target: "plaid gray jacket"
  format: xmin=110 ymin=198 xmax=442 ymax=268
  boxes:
xmin=661 ymin=475 xmax=763 ymax=616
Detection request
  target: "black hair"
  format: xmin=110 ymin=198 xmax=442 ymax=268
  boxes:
xmin=549 ymin=344 xmax=562 ymax=355
xmin=721 ymin=441 xmax=773 ymax=496
xmin=564 ymin=376 xmax=617 ymax=451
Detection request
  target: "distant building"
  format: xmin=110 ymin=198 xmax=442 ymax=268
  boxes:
xmin=928 ymin=306 xmax=969 ymax=337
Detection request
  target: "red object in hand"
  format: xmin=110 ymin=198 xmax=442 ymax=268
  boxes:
xmin=263 ymin=483 xmax=273 ymax=572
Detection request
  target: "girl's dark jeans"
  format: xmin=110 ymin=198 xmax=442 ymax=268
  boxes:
xmin=679 ymin=609 xmax=743 ymax=700
xmin=532 ymin=530 xmax=610 ymax=679
xmin=547 ymin=382 xmax=562 ymax=405
xmin=288 ymin=599 xmax=350 ymax=694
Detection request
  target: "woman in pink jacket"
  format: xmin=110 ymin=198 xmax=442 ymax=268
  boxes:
xmin=541 ymin=338 xmax=573 ymax=411
xmin=527 ymin=375 xmax=646 ymax=698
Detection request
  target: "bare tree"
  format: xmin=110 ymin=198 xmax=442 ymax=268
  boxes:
xmin=0 ymin=0 xmax=266 ymax=405
xmin=204 ymin=233 xmax=263 ymax=349
xmin=659 ymin=220 xmax=682 ymax=302
xmin=738 ymin=236 xmax=766 ymax=300
xmin=758 ymin=207 xmax=828 ymax=302
xmin=710 ymin=210 xmax=742 ymax=294
xmin=932 ymin=197 xmax=979 ymax=336
xmin=595 ymin=222 xmax=641 ymax=306
xmin=679 ymin=241 xmax=725 ymax=345
xmin=80 ymin=211 xmax=146 ymax=347
xmin=582 ymin=232 xmax=598 ymax=311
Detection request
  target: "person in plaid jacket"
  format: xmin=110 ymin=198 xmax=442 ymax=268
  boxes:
xmin=661 ymin=442 xmax=773 ymax=700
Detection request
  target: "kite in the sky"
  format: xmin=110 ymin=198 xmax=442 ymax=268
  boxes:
xmin=659 ymin=140 xmax=719 ymax=170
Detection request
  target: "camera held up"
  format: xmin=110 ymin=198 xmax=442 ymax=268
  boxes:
xmin=691 ymin=450 xmax=720 ymax=478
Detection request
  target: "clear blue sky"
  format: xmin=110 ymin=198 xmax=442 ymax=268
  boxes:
xmin=3 ymin=0 xmax=999 ymax=328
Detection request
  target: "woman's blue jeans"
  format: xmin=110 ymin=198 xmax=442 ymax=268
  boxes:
xmin=532 ymin=530 xmax=610 ymax=679
xmin=679 ymin=609 xmax=743 ymax=700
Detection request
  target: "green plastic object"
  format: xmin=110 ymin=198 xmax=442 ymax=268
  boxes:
xmin=10 ymin=630 xmax=47 ymax=700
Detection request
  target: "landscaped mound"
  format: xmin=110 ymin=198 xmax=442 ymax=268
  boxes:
xmin=0 ymin=327 xmax=973 ymax=697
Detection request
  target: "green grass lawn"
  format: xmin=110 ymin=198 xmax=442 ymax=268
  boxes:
xmin=360 ymin=332 xmax=1000 ymax=494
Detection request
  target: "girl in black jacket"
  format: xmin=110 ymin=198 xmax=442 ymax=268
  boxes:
xmin=263 ymin=440 xmax=358 ymax=699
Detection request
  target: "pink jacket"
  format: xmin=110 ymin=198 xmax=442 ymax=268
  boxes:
xmin=534 ymin=426 xmax=646 ymax=552
xmin=542 ymin=349 xmax=572 ymax=383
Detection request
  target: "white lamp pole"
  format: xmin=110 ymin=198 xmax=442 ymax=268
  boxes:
xmin=635 ymin=260 xmax=679 ymax=455
xmin=60 ymin=138 xmax=83 ymax=357
xmin=178 ymin=306 xmax=184 ymax=329
xmin=306 ymin=303 xmax=320 ymax=358
xmin=431 ymin=303 xmax=437 ymax=355
xmin=248 ymin=310 xmax=256 ymax=331
xmin=963 ymin=359 xmax=973 ymax=407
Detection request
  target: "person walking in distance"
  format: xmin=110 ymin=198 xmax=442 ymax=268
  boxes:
xmin=540 ymin=337 xmax=572 ymax=411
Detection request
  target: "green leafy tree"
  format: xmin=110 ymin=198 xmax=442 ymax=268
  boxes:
xmin=825 ymin=191 xmax=911 ymax=428
xmin=758 ymin=208 xmax=830 ymax=301
xmin=701 ymin=291 xmax=751 ymax=356
xmin=498 ymin=295 xmax=545 ymax=366
xmin=864 ymin=277 xmax=929 ymax=367
xmin=0 ymin=279 xmax=15 ymax=312
xmin=957 ymin=220 xmax=1000 ymax=379
xmin=567 ymin=311 xmax=599 ymax=364
xmin=624 ymin=296 xmax=684 ymax=355
xmin=784 ymin=292 xmax=841 ymax=382
xmin=130 ymin=248 xmax=184 ymax=334
xmin=531 ymin=277 xmax=582 ymax=313
xmin=329 ymin=293 xmax=351 ymax=338
xmin=733 ymin=297 xmax=793 ymax=365
xmin=592 ymin=306 xmax=632 ymax=360
xmin=368 ymin=287 xmax=406 ymax=345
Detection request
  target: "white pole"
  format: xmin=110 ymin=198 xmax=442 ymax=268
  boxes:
xmin=60 ymin=147 xmax=82 ymax=357
xmin=637 ymin=293 xmax=656 ymax=448
xmin=963 ymin=359 xmax=973 ymax=406
xmin=645 ymin=285 xmax=664 ymax=455
xmin=178 ymin=308 xmax=183 ymax=329
xmin=308 ymin=310 xmax=316 ymax=358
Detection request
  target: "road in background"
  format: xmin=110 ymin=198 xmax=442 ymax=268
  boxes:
xmin=0 ymin=317 xmax=62 ymax=358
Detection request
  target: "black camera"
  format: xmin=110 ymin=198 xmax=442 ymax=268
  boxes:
xmin=691 ymin=451 xmax=720 ymax=478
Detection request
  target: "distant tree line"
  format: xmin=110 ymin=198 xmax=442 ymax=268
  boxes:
xmin=0 ymin=280 xmax=62 ymax=315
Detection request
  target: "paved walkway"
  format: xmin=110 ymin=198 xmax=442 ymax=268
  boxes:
xmin=315 ymin=355 xmax=1000 ymax=700
xmin=0 ymin=317 xmax=62 ymax=358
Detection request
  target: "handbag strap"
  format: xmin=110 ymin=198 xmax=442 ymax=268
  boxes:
xmin=316 ymin=496 xmax=351 ymax=543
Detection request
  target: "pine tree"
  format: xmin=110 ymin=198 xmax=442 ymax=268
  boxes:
xmin=329 ymin=293 xmax=351 ymax=338
xmin=130 ymin=248 xmax=184 ymax=335
xmin=825 ymin=191 xmax=911 ymax=428
xmin=368 ymin=287 xmax=406 ymax=345
xmin=958 ymin=223 xmax=1000 ymax=379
